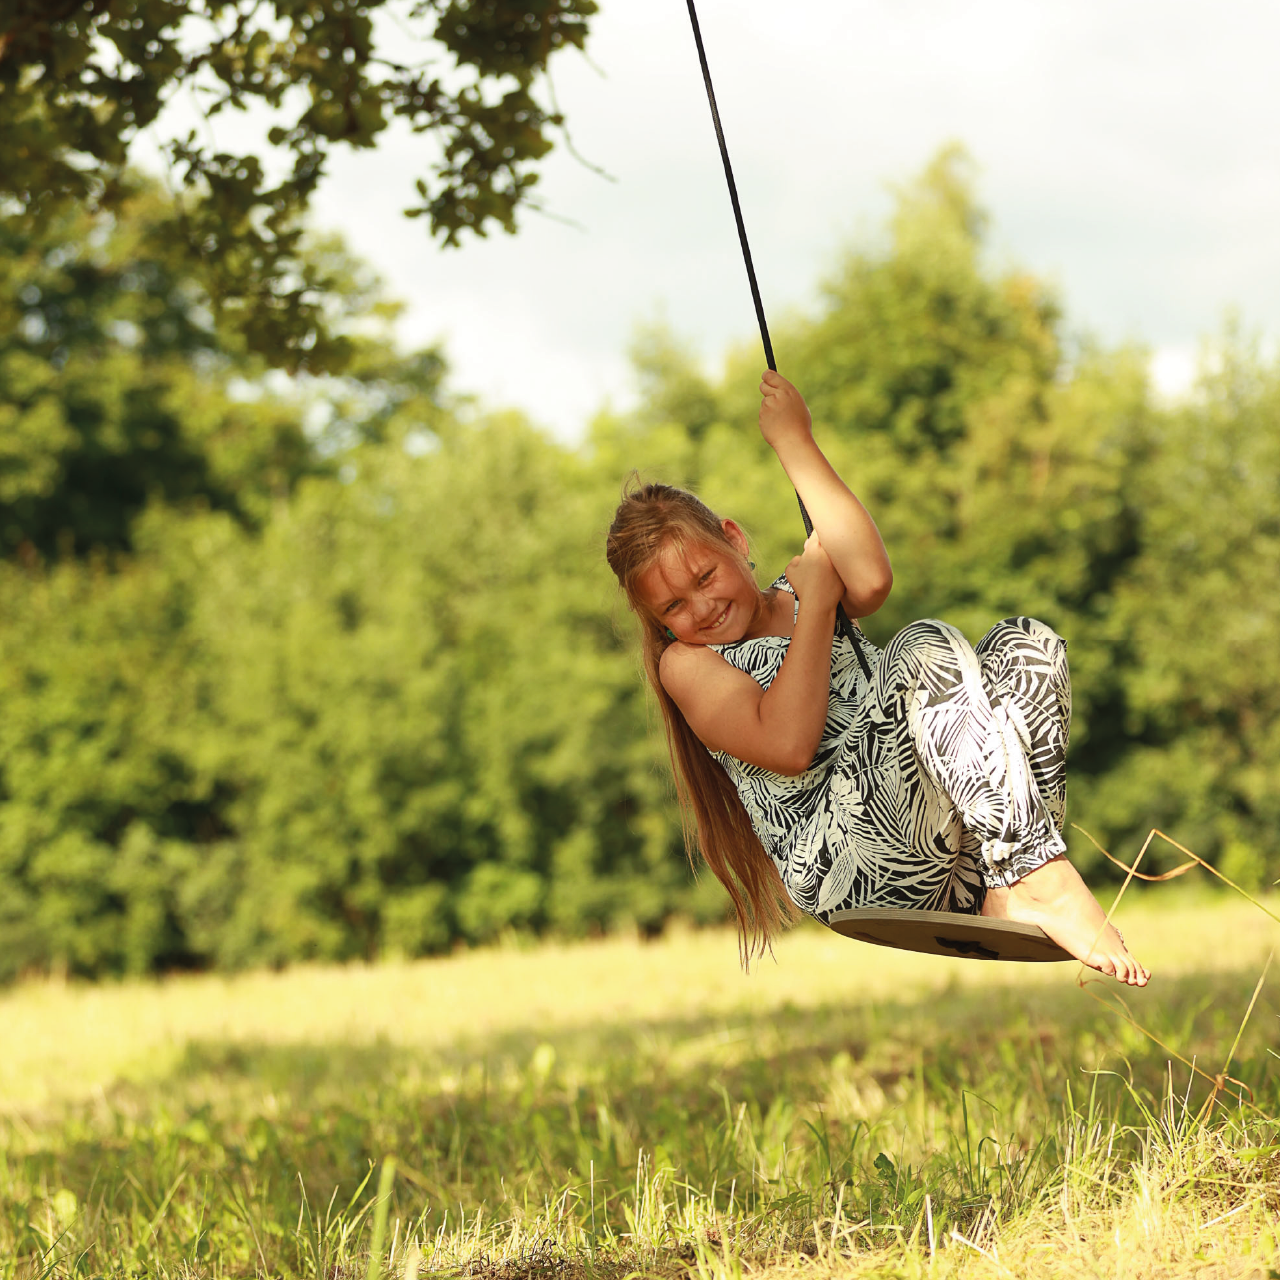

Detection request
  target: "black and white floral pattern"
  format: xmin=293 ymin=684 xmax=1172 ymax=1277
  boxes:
xmin=710 ymin=578 xmax=1070 ymax=921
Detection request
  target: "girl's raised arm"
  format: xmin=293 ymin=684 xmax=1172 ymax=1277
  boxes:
xmin=758 ymin=371 xmax=892 ymax=619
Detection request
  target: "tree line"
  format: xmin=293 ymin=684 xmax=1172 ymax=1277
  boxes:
xmin=2 ymin=150 xmax=1277 ymax=979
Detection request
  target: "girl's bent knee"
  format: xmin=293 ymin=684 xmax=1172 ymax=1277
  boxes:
xmin=979 ymin=616 xmax=1065 ymax=657
xmin=893 ymin=617 xmax=968 ymax=652
xmin=881 ymin=618 xmax=978 ymax=690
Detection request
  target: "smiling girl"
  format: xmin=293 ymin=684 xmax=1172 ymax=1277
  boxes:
xmin=606 ymin=370 xmax=1148 ymax=986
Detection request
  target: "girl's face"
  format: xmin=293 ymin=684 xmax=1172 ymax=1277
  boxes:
xmin=634 ymin=522 xmax=762 ymax=645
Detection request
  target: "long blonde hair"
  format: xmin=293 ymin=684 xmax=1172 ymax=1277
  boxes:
xmin=605 ymin=480 xmax=796 ymax=959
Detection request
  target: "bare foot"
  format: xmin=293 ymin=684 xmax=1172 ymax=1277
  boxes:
xmin=982 ymin=856 xmax=1150 ymax=986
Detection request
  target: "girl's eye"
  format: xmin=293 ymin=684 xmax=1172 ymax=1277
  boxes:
xmin=699 ymin=569 xmax=714 ymax=585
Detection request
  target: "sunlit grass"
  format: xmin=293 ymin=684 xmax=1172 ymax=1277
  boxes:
xmin=2 ymin=891 xmax=1278 ymax=1277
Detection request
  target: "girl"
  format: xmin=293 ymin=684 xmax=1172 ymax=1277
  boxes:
xmin=606 ymin=370 xmax=1149 ymax=986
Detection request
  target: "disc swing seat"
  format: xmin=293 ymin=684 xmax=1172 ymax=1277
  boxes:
xmin=683 ymin=0 xmax=1071 ymax=964
xmin=826 ymin=907 xmax=1069 ymax=963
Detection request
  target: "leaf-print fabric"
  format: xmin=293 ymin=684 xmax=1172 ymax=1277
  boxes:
xmin=710 ymin=578 xmax=1070 ymax=922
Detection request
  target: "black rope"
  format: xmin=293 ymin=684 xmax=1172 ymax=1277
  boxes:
xmin=683 ymin=0 xmax=873 ymax=683
xmin=683 ymin=0 xmax=775 ymax=374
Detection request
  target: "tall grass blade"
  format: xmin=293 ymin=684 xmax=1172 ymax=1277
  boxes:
xmin=366 ymin=1157 xmax=398 ymax=1280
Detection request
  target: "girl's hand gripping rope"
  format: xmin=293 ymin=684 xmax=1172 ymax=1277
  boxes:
xmin=758 ymin=370 xmax=812 ymax=450
xmin=757 ymin=370 xmax=893 ymax=619
xmin=785 ymin=532 xmax=844 ymax=616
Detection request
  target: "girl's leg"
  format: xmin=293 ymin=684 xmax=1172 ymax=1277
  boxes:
xmin=974 ymin=617 xmax=1070 ymax=832
xmin=855 ymin=619 xmax=1148 ymax=982
xmin=875 ymin=619 xmax=1066 ymax=886
xmin=969 ymin=618 xmax=1148 ymax=986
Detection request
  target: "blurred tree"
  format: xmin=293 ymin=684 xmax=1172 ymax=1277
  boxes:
xmin=0 ymin=407 xmax=719 ymax=978
xmin=178 ymin=411 xmax=699 ymax=965
xmin=0 ymin=547 xmax=206 ymax=977
xmin=0 ymin=180 xmax=446 ymax=557
xmin=797 ymin=145 xmax=1060 ymax=458
xmin=0 ymin=0 xmax=597 ymax=369
xmin=1102 ymin=331 xmax=1280 ymax=884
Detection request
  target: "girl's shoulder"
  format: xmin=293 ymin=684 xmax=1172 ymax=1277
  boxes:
xmin=659 ymin=637 xmax=729 ymax=687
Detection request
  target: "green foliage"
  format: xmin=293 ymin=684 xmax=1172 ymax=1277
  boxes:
xmin=0 ymin=552 xmax=204 ymax=976
xmin=0 ymin=179 xmax=440 ymax=558
xmin=800 ymin=146 xmax=1061 ymax=458
xmin=1 ymin=146 xmax=1278 ymax=976
xmin=0 ymin=408 xmax=715 ymax=978
xmin=1102 ymin=331 xmax=1280 ymax=876
xmin=160 ymin=419 xmax=698 ymax=968
xmin=0 ymin=0 xmax=597 ymax=368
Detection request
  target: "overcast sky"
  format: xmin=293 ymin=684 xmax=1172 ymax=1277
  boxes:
xmin=164 ymin=0 xmax=1280 ymax=440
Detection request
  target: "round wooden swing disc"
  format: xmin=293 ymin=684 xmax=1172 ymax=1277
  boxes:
xmin=826 ymin=907 xmax=1073 ymax=963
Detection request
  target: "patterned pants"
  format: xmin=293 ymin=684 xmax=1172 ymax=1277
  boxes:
xmin=860 ymin=616 xmax=1071 ymax=911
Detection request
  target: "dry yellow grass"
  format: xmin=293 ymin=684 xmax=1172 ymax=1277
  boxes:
xmin=2 ymin=892 xmax=1275 ymax=1112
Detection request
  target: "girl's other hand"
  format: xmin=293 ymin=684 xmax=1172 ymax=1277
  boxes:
xmin=758 ymin=370 xmax=813 ymax=451
xmin=785 ymin=532 xmax=844 ymax=614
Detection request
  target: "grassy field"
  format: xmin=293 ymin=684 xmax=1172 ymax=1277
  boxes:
xmin=2 ymin=892 xmax=1278 ymax=1278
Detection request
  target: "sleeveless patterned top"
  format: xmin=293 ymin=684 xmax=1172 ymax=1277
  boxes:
xmin=709 ymin=576 xmax=882 ymax=916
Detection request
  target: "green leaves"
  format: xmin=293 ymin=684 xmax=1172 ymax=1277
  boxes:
xmin=1105 ymin=331 xmax=1280 ymax=870
xmin=0 ymin=181 xmax=423 ymax=557
xmin=0 ymin=0 xmax=597 ymax=367
xmin=0 ymin=403 xmax=695 ymax=976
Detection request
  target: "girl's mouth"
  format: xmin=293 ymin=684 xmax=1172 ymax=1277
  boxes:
xmin=703 ymin=604 xmax=730 ymax=633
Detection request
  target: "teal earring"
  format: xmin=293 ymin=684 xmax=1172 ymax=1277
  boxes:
xmin=749 ymin=560 xmax=756 ymax=570
xmin=665 ymin=627 xmax=676 ymax=640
